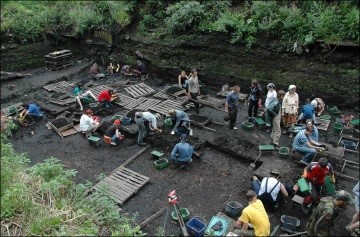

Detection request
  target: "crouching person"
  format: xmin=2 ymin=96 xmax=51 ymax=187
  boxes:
xmin=170 ymin=134 xmax=194 ymax=168
xmin=80 ymin=109 xmax=100 ymax=135
xmin=20 ymin=103 xmax=42 ymax=126
xmin=104 ymin=119 xmax=125 ymax=146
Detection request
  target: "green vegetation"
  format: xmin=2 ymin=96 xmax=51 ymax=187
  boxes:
xmin=0 ymin=138 xmax=143 ymax=236
xmin=1 ymin=1 xmax=358 ymax=47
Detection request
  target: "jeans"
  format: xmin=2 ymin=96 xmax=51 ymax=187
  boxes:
xmin=248 ymin=99 xmax=259 ymax=118
xmin=229 ymin=107 xmax=238 ymax=129
xmin=182 ymin=93 xmax=199 ymax=113
xmin=293 ymin=146 xmax=316 ymax=163
xmin=135 ymin=117 xmax=146 ymax=144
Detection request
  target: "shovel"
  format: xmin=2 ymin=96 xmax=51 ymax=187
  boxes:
xmin=249 ymin=153 xmax=262 ymax=170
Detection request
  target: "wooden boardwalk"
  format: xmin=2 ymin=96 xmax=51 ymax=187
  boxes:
xmin=93 ymin=167 xmax=149 ymax=205
xmin=124 ymin=83 xmax=155 ymax=98
xmin=135 ymin=98 xmax=161 ymax=110
xmin=43 ymin=81 xmax=71 ymax=92
xmin=89 ymin=85 xmax=110 ymax=98
xmin=149 ymin=99 xmax=186 ymax=115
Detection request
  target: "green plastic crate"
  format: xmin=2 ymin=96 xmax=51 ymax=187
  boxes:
xmin=320 ymin=115 xmax=331 ymax=120
xmin=324 ymin=176 xmax=335 ymax=195
xmin=241 ymin=121 xmax=254 ymax=131
xmin=333 ymin=122 xmax=343 ymax=134
xmin=329 ymin=106 xmax=341 ymax=115
xmin=154 ymin=158 xmax=168 ymax=169
xmin=171 ymin=208 xmax=190 ymax=221
xmin=297 ymin=178 xmax=310 ymax=195
xmin=279 ymin=147 xmax=290 ymax=159
xmin=255 ymin=117 xmax=265 ymax=128
xmin=151 ymin=150 xmax=164 ymax=158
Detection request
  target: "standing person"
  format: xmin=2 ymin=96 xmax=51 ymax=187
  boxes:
xmin=301 ymin=158 xmax=335 ymax=212
xmin=311 ymin=97 xmax=326 ymax=117
xmin=181 ymin=69 xmax=200 ymax=114
xmin=168 ymin=109 xmax=193 ymax=136
xmin=104 ymin=119 xmax=125 ymax=146
xmin=297 ymin=98 xmax=316 ymax=123
xmin=251 ymin=170 xmax=292 ymax=207
xmin=134 ymin=111 xmax=162 ymax=146
xmin=20 ymin=103 xmax=42 ymax=126
xmin=292 ymin=122 xmax=325 ymax=165
xmin=178 ymin=70 xmax=189 ymax=92
xmin=233 ymin=190 xmax=270 ymax=237
xmin=224 ymin=85 xmax=240 ymax=130
xmin=79 ymin=109 xmax=100 ymax=134
xmin=282 ymin=85 xmax=299 ymax=138
xmin=98 ymin=89 xmax=116 ymax=108
xmin=346 ymin=182 xmax=359 ymax=237
xmin=73 ymin=83 xmax=97 ymax=111
xmin=270 ymin=90 xmax=285 ymax=147
xmin=264 ymin=83 xmax=277 ymax=131
xmin=247 ymin=80 xmax=263 ymax=122
xmin=170 ymin=134 xmax=194 ymax=168
xmin=307 ymin=190 xmax=353 ymax=236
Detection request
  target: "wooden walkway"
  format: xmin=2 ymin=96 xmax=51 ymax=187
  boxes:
xmin=93 ymin=167 xmax=149 ymax=205
xmin=124 ymin=83 xmax=155 ymax=98
xmin=89 ymin=85 xmax=110 ymax=98
xmin=135 ymin=98 xmax=161 ymax=110
xmin=43 ymin=81 xmax=71 ymax=93
xmin=149 ymin=99 xmax=186 ymax=115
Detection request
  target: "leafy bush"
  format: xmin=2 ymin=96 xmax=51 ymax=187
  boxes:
xmin=250 ymin=1 xmax=280 ymax=32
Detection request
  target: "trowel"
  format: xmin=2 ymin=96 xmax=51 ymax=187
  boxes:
xmin=249 ymin=153 xmax=262 ymax=170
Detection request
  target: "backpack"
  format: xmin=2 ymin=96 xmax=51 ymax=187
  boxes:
xmin=273 ymin=101 xmax=281 ymax=115
xmin=258 ymin=178 xmax=280 ymax=206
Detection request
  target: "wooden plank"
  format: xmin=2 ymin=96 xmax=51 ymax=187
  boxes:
xmin=60 ymin=128 xmax=78 ymax=137
xmin=124 ymin=97 xmax=147 ymax=110
xmin=101 ymin=178 xmax=137 ymax=194
xmin=119 ymin=167 xmax=150 ymax=181
xmin=118 ymin=147 xmax=147 ymax=168
xmin=89 ymin=85 xmax=109 ymax=98
xmin=135 ymin=98 xmax=161 ymax=110
xmin=112 ymin=171 xmax=146 ymax=186
xmin=106 ymin=175 xmax=140 ymax=191
xmin=124 ymin=83 xmax=155 ymax=98
xmin=43 ymin=81 xmax=71 ymax=92
xmin=97 ymin=180 xmax=133 ymax=197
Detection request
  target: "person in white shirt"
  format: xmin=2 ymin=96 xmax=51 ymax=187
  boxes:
xmin=264 ymin=83 xmax=277 ymax=131
xmin=181 ymin=69 xmax=200 ymax=114
xmin=79 ymin=109 xmax=100 ymax=133
xmin=134 ymin=111 xmax=162 ymax=146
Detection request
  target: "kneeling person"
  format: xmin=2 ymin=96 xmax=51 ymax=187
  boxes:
xmin=170 ymin=134 xmax=194 ymax=167
xmin=104 ymin=119 xmax=124 ymax=145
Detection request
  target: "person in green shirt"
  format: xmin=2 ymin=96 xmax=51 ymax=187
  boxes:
xmin=73 ymin=83 xmax=97 ymax=111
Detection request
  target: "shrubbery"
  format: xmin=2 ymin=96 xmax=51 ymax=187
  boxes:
xmin=0 ymin=139 xmax=143 ymax=236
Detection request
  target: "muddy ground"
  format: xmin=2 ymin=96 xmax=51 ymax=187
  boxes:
xmin=1 ymin=57 xmax=359 ymax=236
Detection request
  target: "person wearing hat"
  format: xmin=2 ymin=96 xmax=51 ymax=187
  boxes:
xmin=307 ymin=190 xmax=353 ymax=236
xmin=98 ymin=88 xmax=116 ymax=108
xmin=79 ymin=109 xmax=100 ymax=134
xmin=73 ymin=82 xmax=97 ymax=111
xmin=282 ymin=84 xmax=299 ymax=138
xmin=104 ymin=119 xmax=125 ymax=146
xmin=251 ymin=170 xmax=292 ymax=207
xmin=168 ymin=109 xmax=193 ymax=136
xmin=134 ymin=111 xmax=162 ymax=146
xmin=292 ymin=121 xmax=325 ymax=165
xmin=264 ymin=83 xmax=277 ymax=132
xmin=170 ymin=134 xmax=194 ymax=167
xmin=234 ymin=190 xmax=270 ymax=237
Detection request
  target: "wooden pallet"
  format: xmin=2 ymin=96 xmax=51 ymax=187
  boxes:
xmin=149 ymin=99 xmax=185 ymax=115
xmin=123 ymin=97 xmax=147 ymax=110
xmin=124 ymin=83 xmax=155 ymax=98
xmin=1 ymin=102 xmax=24 ymax=116
xmin=43 ymin=81 xmax=71 ymax=92
xmin=47 ymin=62 xmax=74 ymax=71
xmin=135 ymin=98 xmax=161 ymax=111
xmin=89 ymin=85 xmax=110 ymax=98
xmin=93 ymin=167 xmax=149 ymax=205
xmin=113 ymin=94 xmax=137 ymax=107
xmin=317 ymin=118 xmax=331 ymax=131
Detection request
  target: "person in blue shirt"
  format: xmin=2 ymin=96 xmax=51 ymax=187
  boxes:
xmin=20 ymin=103 xmax=42 ymax=125
xmin=297 ymin=98 xmax=316 ymax=123
xmin=168 ymin=109 xmax=193 ymax=136
xmin=225 ymin=85 xmax=240 ymax=130
xmin=170 ymin=134 xmax=194 ymax=167
xmin=292 ymin=122 xmax=325 ymax=165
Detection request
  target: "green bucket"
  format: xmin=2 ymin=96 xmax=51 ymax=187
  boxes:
xmin=164 ymin=118 xmax=173 ymax=129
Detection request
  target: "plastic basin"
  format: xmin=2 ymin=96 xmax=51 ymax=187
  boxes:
xmin=341 ymin=140 xmax=356 ymax=150
xmin=241 ymin=121 xmax=254 ymax=131
xmin=186 ymin=217 xmax=207 ymax=237
xmin=223 ymin=201 xmax=243 ymax=218
xmin=151 ymin=150 xmax=164 ymax=158
xmin=279 ymin=147 xmax=290 ymax=159
xmin=281 ymin=215 xmax=300 ymax=231
xmin=154 ymin=158 xmax=168 ymax=169
xmin=171 ymin=208 xmax=190 ymax=221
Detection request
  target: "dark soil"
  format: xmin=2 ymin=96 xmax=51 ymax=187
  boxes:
xmin=1 ymin=39 xmax=359 ymax=236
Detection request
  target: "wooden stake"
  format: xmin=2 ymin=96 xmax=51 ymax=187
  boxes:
xmin=120 ymin=147 xmax=147 ymax=168
xmin=139 ymin=205 xmax=169 ymax=229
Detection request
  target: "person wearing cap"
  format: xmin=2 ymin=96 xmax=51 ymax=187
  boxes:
xmin=168 ymin=109 xmax=193 ymax=136
xmin=346 ymin=182 xmax=359 ymax=237
xmin=134 ymin=111 xmax=162 ymax=146
xmin=132 ymin=60 xmax=147 ymax=77
xmin=247 ymin=79 xmax=263 ymax=122
xmin=301 ymin=158 xmax=334 ymax=209
xmin=170 ymin=134 xmax=194 ymax=167
xmin=311 ymin=97 xmax=326 ymax=117
xmin=270 ymin=90 xmax=286 ymax=147
xmin=307 ymin=190 xmax=353 ymax=236
xmin=181 ymin=69 xmax=200 ymax=114
xmin=73 ymin=82 xmax=97 ymax=111
xmin=79 ymin=109 xmax=100 ymax=134
xmin=104 ymin=119 xmax=125 ymax=146
xmin=234 ymin=190 xmax=270 ymax=237
xmin=292 ymin=121 xmax=325 ymax=165
xmin=98 ymin=89 xmax=116 ymax=108
xmin=251 ymin=171 xmax=292 ymax=207
xmin=297 ymin=98 xmax=316 ymax=124
xmin=224 ymin=85 xmax=240 ymax=130
xmin=282 ymin=85 xmax=299 ymax=138
xmin=264 ymin=83 xmax=277 ymax=132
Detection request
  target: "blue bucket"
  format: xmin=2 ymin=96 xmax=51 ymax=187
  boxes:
xmin=121 ymin=117 xmax=131 ymax=125
xmin=341 ymin=140 xmax=356 ymax=150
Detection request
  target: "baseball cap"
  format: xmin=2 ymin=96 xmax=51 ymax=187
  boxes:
xmin=335 ymin=190 xmax=354 ymax=203
xmin=114 ymin=119 xmax=121 ymax=125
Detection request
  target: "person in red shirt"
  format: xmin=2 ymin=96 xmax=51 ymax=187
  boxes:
xmin=302 ymin=157 xmax=335 ymax=208
xmin=98 ymin=89 xmax=115 ymax=108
